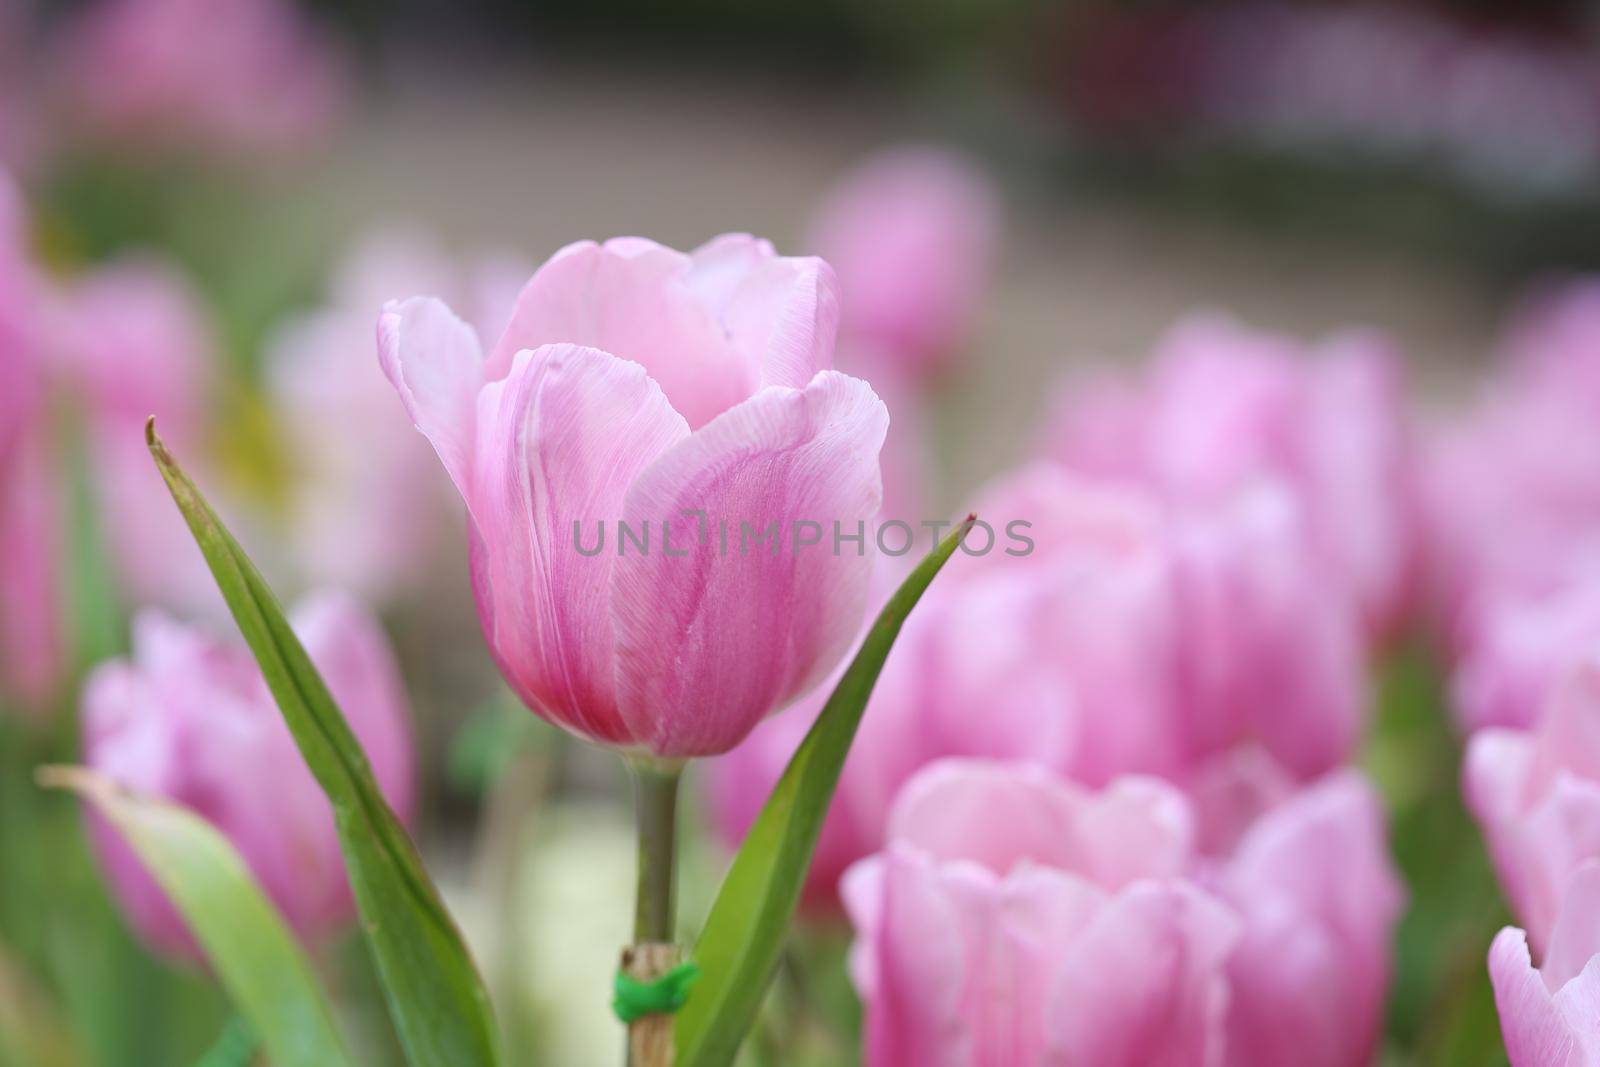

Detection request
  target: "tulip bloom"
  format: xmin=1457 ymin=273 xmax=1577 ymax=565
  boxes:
xmin=808 ymin=147 xmax=1000 ymax=381
xmin=842 ymin=759 xmax=1240 ymax=1066
xmin=710 ymin=463 xmax=1365 ymax=906
xmin=57 ymin=0 xmax=345 ymax=157
xmin=1040 ymin=314 xmax=1421 ymax=639
xmin=1466 ymin=653 xmax=1600 ymax=952
xmin=1450 ymin=582 xmax=1600 ymax=733
xmin=0 ymin=178 xmax=61 ymax=709
xmin=82 ymin=593 xmax=414 ymax=958
xmin=1489 ymin=860 xmax=1600 ymax=1067
xmin=381 ymin=234 xmax=887 ymax=757
xmin=51 ymin=255 xmax=219 ymax=611
xmin=842 ymin=759 xmax=1400 ymax=1067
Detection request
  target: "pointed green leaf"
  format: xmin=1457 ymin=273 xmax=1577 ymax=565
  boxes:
xmin=146 ymin=420 xmax=500 ymax=1067
xmin=37 ymin=768 xmax=352 ymax=1067
xmin=675 ymin=517 xmax=976 ymax=1067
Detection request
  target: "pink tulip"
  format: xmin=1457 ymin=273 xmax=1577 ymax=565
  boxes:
xmin=1423 ymin=387 xmax=1600 ymax=649
xmin=710 ymin=463 xmax=1364 ymax=906
xmin=1451 ymin=582 xmax=1600 ymax=733
xmin=57 ymin=0 xmax=345 ymax=158
xmin=82 ymin=592 xmax=414 ymax=958
xmin=1503 ymin=279 xmax=1600 ymax=406
xmin=1467 ymin=652 xmax=1600 ymax=953
xmin=1213 ymin=770 xmax=1404 ymax=1067
xmin=1040 ymin=314 xmax=1422 ymax=639
xmin=51 ymin=255 xmax=219 ymax=612
xmin=1489 ymin=860 xmax=1600 ymax=1067
xmin=0 ymin=174 xmax=63 ymax=710
xmin=267 ymin=230 xmax=525 ymax=598
xmin=842 ymin=759 xmax=1239 ymax=1066
xmin=381 ymin=234 xmax=886 ymax=757
xmin=808 ymin=147 xmax=1000 ymax=381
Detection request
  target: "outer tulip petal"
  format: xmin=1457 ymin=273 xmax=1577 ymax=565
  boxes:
xmin=858 ymin=846 xmax=974 ymax=1067
xmin=378 ymin=295 xmax=487 ymax=503
xmin=1221 ymin=771 xmax=1403 ymax=1067
xmin=1047 ymin=880 xmax=1239 ymax=1067
xmin=610 ymin=370 xmax=887 ymax=756
xmin=1490 ymin=927 xmax=1580 ymax=1067
xmin=469 ymin=344 xmax=689 ymax=746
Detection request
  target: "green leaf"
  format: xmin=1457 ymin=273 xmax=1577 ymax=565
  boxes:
xmin=675 ymin=516 xmax=976 ymax=1067
xmin=36 ymin=767 xmax=352 ymax=1067
xmin=145 ymin=420 xmax=501 ymax=1067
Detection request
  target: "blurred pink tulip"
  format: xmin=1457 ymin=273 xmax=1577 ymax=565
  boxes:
xmin=57 ymin=0 xmax=344 ymax=158
xmin=1423 ymin=386 xmax=1600 ymax=650
xmin=52 ymin=255 xmax=219 ymax=612
xmin=1489 ymin=860 xmax=1600 ymax=1067
xmin=0 ymin=174 xmax=63 ymax=710
xmin=1467 ymin=653 xmax=1600 ymax=953
xmin=1451 ymin=582 xmax=1600 ymax=732
xmin=1041 ymin=314 xmax=1422 ymax=639
xmin=267 ymin=230 xmax=526 ymax=598
xmin=1213 ymin=770 xmax=1404 ymax=1067
xmin=809 ymin=147 xmax=1000 ymax=382
xmin=1503 ymin=279 xmax=1600 ymax=406
xmin=381 ymin=234 xmax=886 ymax=757
xmin=82 ymin=592 xmax=414 ymax=958
xmin=710 ymin=463 xmax=1365 ymax=905
xmin=842 ymin=759 xmax=1239 ymax=1067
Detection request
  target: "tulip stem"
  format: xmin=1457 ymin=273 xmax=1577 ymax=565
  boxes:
xmin=624 ymin=759 xmax=685 ymax=1067
xmin=629 ymin=759 xmax=683 ymax=943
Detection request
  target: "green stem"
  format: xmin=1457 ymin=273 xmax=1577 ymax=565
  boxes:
xmin=629 ymin=760 xmax=683 ymax=945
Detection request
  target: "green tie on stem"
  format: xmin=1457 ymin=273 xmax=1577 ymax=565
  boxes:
xmin=622 ymin=758 xmax=689 ymax=1067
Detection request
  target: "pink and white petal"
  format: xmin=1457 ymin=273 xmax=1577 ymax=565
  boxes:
xmin=611 ymin=370 xmax=887 ymax=757
xmin=1222 ymin=892 xmax=1347 ymax=1067
xmin=1523 ymin=777 xmax=1600 ymax=954
xmin=488 ymin=239 xmax=752 ymax=429
xmin=1552 ymin=957 xmax=1600 ymax=1064
xmin=1076 ymin=777 xmax=1196 ymax=888
xmin=377 ymin=296 xmax=487 ymax=504
xmin=1543 ymin=861 xmax=1600 ymax=992
xmin=887 ymin=759 xmax=1088 ymax=875
xmin=997 ymin=865 xmax=1109 ymax=1064
xmin=1047 ymin=880 xmax=1240 ymax=1067
xmin=860 ymin=846 xmax=975 ymax=1067
xmin=471 ymin=344 xmax=689 ymax=745
xmin=1489 ymin=927 xmax=1580 ymax=1067
xmin=723 ymin=255 xmax=840 ymax=392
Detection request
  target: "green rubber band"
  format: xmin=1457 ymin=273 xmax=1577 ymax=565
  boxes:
xmin=612 ymin=960 xmax=702 ymax=1024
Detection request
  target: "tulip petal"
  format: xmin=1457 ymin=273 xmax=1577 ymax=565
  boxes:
xmin=1544 ymin=861 xmax=1600 ymax=991
xmin=378 ymin=296 xmax=486 ymax=503
xmin=863 ymin=847 xmax=974 ymax=1067
xmin=488 ymin=239 xmax=754 ymax=429
xmin=886 ymin=758 xmax=1193 ymax=887
xmin=611 ymin=370 xmax=887 ymax=756
xmin=1048 ymin=880 xmax=1239 ymax=1067
xmin=470 ymin=344 xmax=689 ymax=745
xmin=714 ymin=249 xmax=840 ymax=392
xmin=1489 ymin=927 xmax=1579 ymax=1067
